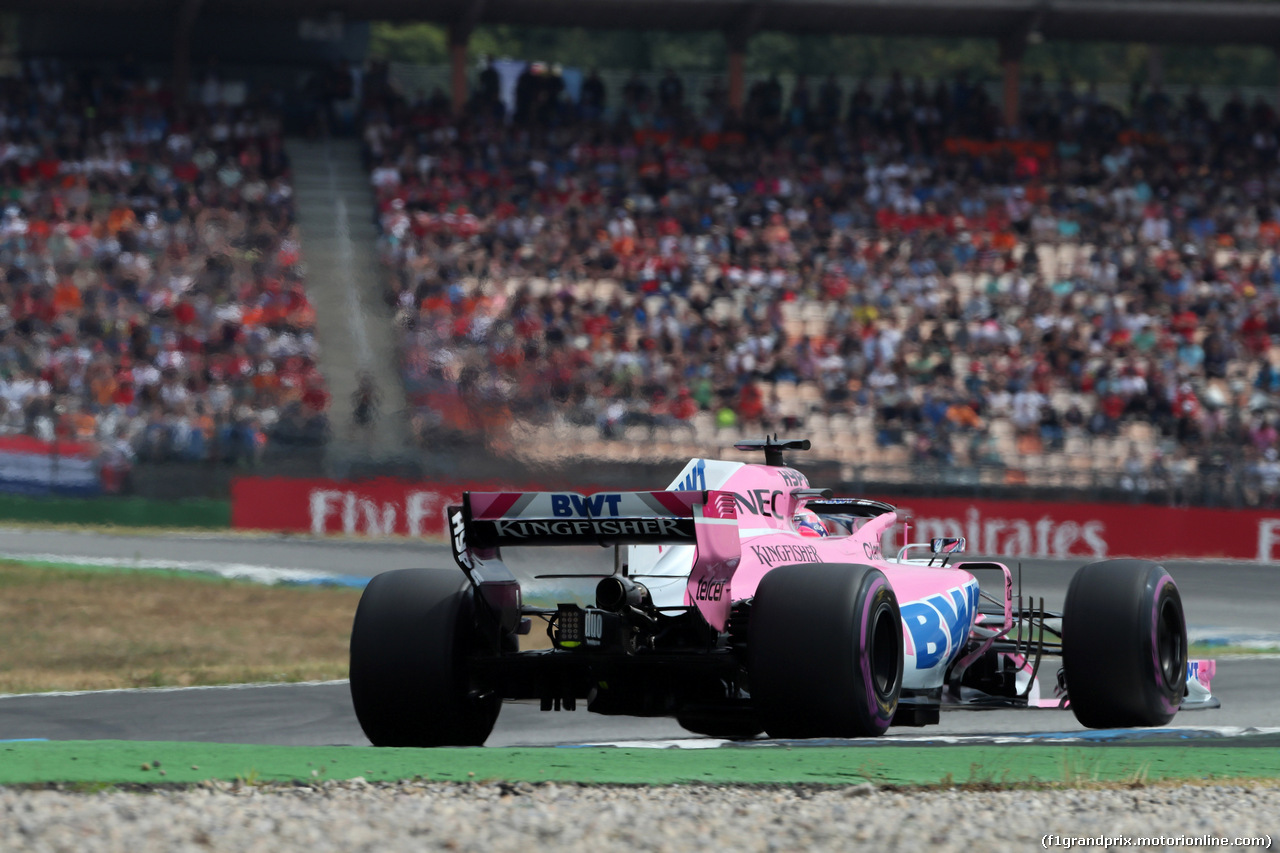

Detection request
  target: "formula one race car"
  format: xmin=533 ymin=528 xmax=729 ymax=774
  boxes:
xmin=349 ymin=439 xmax=1218 ymax=746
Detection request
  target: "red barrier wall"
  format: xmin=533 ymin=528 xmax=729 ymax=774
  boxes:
xmin=879 ymin=497 xmax=1280 ymax=562
xmin=232 ymin=476 xmax=1280 ymax=561
xmin=231 ymin=477 xmax=470 ymax=537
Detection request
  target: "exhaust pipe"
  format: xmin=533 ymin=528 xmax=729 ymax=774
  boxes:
xmin=596 ymin=576 xmax=649 ymax=612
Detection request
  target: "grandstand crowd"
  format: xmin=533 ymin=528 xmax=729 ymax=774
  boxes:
xmin=0 ymin=60 xmax=328 ymax=490
xmin=363 ymin=60 xmax=1280 ymax=506
xmin=8 ymin=53 xmax=1280 ymax=507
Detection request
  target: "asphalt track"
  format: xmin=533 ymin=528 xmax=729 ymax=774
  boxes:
xmin=0 ymin=528 xmax=1277 ymax=747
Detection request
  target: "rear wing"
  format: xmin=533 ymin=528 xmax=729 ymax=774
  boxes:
xmin=450 ymin=489 xmax=743 ymax=630
xmin=457 ymin=490 xmax=738 ymax=549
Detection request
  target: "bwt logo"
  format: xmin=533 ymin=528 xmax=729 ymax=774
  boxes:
xmin=551 ymin=494 xmax=623 ymax=517
xmin=901 ymin=583 xmax=980 ymax=670
xmin=309 ymin=490 xmax=443 ymax=536
xmin=677 ymin=459 xmax=707 ymax=492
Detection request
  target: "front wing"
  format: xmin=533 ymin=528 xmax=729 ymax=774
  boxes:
xmin=947 ymin=656 xmax=1219 ymax=711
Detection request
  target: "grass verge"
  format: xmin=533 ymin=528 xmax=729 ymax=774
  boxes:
xmin=0 ymin=560 xmax=361 ymax=693
xmin=3 ymin=740 xmax=1280 ymax=787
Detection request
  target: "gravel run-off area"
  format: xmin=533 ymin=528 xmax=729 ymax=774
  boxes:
xmin=3 ymin=780 xmax=1279 ymax=852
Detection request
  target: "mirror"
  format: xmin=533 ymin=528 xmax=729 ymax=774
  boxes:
xmin=930 ymin=537 xmax=966 ymax=554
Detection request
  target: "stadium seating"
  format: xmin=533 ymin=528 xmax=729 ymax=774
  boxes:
xmin=362 ymin=65 xmax=1280 ymax=504
xmin=0 ymin=62 xmax=328 ymax=488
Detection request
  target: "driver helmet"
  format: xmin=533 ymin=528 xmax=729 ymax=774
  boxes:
xmin=793 ymin=507 xmax=828 ymax=538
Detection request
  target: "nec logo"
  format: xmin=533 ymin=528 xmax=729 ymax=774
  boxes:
xmin=900 ymin=583 xmax=980 ymax=670
xmin=551 ymin=494 xmax=623 ymax=517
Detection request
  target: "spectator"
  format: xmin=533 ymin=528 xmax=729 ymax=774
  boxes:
xmin=622 ymin=72 xmax=650 ymax=113
xmin=351 ymin=372 xmax=381 ymax=435
xmin=580 ymin=69 xmax=606 ymax=119
xmin=1256 ymin=448 xmax=1280 ymax=506
xmin=657 ymin=69 xmax=683 ymax=115
xmin=359 ymin=63 xmax=1280 ymax=506
xmin=477 ymin=56 xmax=500 ymax=110
xmin=0 ymin=63 xmax=329 ymax=475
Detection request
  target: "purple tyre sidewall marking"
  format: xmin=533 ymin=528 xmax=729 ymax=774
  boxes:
xmin=859 ymin=574 xmax=896 ymax=728
xmin=1149 ymin=572 xmax=1181 ymax=715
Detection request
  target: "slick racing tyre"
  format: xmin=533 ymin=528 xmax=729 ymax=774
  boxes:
xmin=349 ymin=568 xmax=501 ymax=747
xmin=750 ymin=563 xmax=902 ymax=738
xmin=1062 ymin=559 xmax=1187 ymax=728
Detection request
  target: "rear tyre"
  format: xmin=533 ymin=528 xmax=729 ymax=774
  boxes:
xmin=349 ymin=568 xmax=501 ymax=746
xmin=1063 ymin=559 xmax=1187 ymax=728
xmin=750 ymin=563 xmax=902 ymax=738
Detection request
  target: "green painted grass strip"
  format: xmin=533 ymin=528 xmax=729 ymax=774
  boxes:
xmin=3 ymin=740 xmax=1280 ymax=787
xmin=0 ymin=495 xmax=229 ymax=529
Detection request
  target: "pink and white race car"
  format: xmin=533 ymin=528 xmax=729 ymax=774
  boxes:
xmin=349 ymin=439 xmax=1218 ymax=746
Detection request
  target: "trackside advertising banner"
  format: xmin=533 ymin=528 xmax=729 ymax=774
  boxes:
xmin=0 ymin=435 xmax=100 ymax=497
xmin=884 ymin=497 xmax=1280 ymax=562
xmin=231 ymin=477 xmax=1280 ymax=561
xmin=231 ymin=477 xmax=470 ymax=537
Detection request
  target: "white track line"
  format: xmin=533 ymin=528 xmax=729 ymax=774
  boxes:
xmin=0 ymin=680 xmax=350 ymax=701
xmin=580 ymin=727 xmax=1280 ymax=749
xmin=0 ymin=552 xmax=368 ymax=587
xmin=1189 ymin=627 xmax=1280 ymax=650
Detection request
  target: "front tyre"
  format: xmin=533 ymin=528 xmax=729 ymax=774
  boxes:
xmin=1063 ymin=559 xmax=1187 ymax=728
xmin=349 ymin=568 xmax=501 ymax=746
xmin=750 ymin=563 xmax=902 ymax=738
